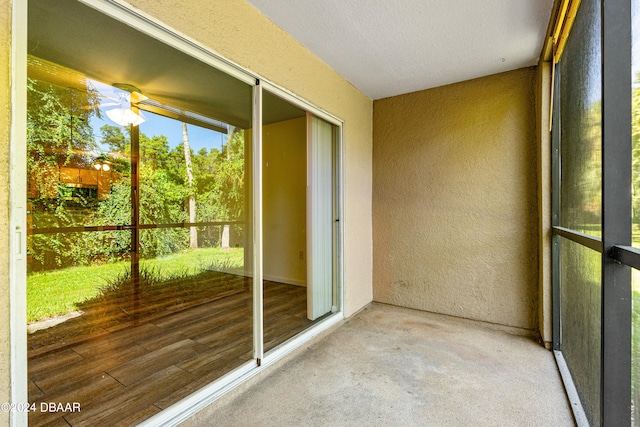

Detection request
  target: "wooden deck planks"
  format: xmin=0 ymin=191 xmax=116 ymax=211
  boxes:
xmin=106 ymin=339 xmax=207 ymax=387
xmin=28 ymin=281 xmax=315 ymax=427
xmin=63 ymin=366 xmax=195 ymax=427
xmin=29 ymin=373 xmax=124 ymax=427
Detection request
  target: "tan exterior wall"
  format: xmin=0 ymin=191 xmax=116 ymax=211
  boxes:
xmin=0 ymin=0 xmax=11 ymax=423
xmin=373 ymin=68 xmax=539 ymax=331
xmin=125 ymin=0 xmax=373 ymax=317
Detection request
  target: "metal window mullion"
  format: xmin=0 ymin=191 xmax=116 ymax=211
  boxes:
xmin=252 ymin=82 xmax=264 ymax=364
xmin=9 ymin=1 xmax=29 ymax=426
xmin=552 ymin=61 xmax=563 ymax=351
xmin=553 ymin=226 xmax=603 ymax=252
xmin=601 ymin=0 xmax=632 ymax=424
xmin=612 ymin=245 xmax=640 ymax=270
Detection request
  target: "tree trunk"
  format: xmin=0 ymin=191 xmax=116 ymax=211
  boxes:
xmin=182 ymin=122 xmax=197 ymax=249
xmin=221 ymin=126 xmax=236 ymax=249
xmin=221 ymin=224 xmax=230 ymax=249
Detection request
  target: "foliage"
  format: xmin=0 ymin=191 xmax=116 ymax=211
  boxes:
xmin=27 ymin=77 xmax=247 ymax=270
xmin=27 ymin=247 xmax=244 ymax=322
xmin=27 ymin=78 xmax=102 ymax=267
xmin=633 ymin=77 xmax=640 ymax=226
xmin=27 ymin=78 xmax=100 ymax=168
xmin=196 ymin=128 xmax=246 ymax=223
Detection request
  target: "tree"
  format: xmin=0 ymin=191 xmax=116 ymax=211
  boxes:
xmin=100 ymin=124 xmax=127 ymax=155
xmin=182 ymin=123 xmax=198 ymax=249
xmin=28 ymin=75 xmax=248 ymax=268
xmin=192 ymin=127 xmax=246 ymax=248
xmin=215 ymin=127 xmax=245 ymax=220
xmin=27 ymin=78 xmax=101 ymax=269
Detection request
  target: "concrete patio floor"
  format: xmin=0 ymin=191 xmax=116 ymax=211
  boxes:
xmin=181 ymin=303 xmax=575 ymax=426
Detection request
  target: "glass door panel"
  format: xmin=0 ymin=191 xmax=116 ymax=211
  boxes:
xmin=26 ymin=67 xmax=133 ymax=349
xmin=261 ymin=91 xmax=310 ymax=351
xmin=26 ymin=2 xmax=343 ymax=425
xmin=136 ymin=110 xmax=254 ymax=374
xmin=261 ymin=91 xmax=337 ymax=352
xmin=27 ymin=0 xmax=254 ymax=425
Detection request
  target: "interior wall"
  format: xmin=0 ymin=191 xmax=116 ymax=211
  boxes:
xmin=0 ymin=0 xmax=12 ymax=424
xmin=125 ymin=0 xmax=374 ymax=317
xmin=373 ymin=68 xmax=539 ymax=331
xmin=263 ymin=116 xmax=307 ymax=286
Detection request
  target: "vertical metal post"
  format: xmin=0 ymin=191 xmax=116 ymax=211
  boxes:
xmin=10 ymin=1 xmax=29 ymax=425
xmin=601 ymin=0 xmax=632 ymax=424
xmin=130 ymin=119 xmax=141 ymax=319
xmin=252 ymin=81 xmax=264 ymax=363
xmin=551 ymin=61 xmax=563 ymax=351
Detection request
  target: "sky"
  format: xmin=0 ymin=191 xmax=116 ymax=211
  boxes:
xmin=92 ymin=108 xmax=227 ymax=154
xmin=138 ymin=111 xmax=227 ymax=153
xmin=88 ymin=80 xmax=228 ymax=155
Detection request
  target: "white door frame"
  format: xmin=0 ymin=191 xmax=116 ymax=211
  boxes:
xmin=9 ymin=0 xmax=28 ymax=425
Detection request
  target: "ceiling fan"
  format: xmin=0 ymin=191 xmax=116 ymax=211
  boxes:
xmin=28 ymin=55 xmax=229 ymax=133
xmin=81 ymin=82 xmax=148 ymax=127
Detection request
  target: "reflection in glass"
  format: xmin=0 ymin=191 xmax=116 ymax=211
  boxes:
xmin=560 ymin=237 xmax=602 ymax=426
xmin=262 ymin=92 xmax=311 ymax=352
xmin=26 ymin=0 xmax=255 ymax=420
xmin=261 ymin=92 xmax=337 ymax=352
xmin=559 ymin=0 xmax=602 ymax=237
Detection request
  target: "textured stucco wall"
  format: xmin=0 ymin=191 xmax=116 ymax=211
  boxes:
xmin=0 ymin=1 xmax=11 ymax=424
xmin=373 ymin=68 xmax=539 ymax=331
xmin=125 ymin=0 xmax=373 ymax=317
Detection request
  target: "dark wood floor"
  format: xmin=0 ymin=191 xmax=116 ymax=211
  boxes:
xmin=28 ymin=281 xmax=313 ymax=427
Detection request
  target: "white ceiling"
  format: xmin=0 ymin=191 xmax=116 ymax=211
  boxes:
xmin=246 ymin=0 xmax=554 ymax=100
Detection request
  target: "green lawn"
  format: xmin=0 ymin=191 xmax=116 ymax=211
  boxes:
xmin=27 ymin=247 xmax=244 ymax=322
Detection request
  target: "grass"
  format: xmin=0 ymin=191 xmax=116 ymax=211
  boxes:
xmin=27 ymin=246 xmax=244 ymax=323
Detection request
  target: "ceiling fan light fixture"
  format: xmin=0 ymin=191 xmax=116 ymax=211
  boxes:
xmin=105 ymin=107 xmax=146 ymax=127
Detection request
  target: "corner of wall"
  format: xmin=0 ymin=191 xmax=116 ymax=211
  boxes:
xmin=372 ymin=68 xmax=540 ymax=331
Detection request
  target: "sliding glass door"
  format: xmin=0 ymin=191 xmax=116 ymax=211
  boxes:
xmin=260 ymin=92 xmax=339 ymax=353
xmin=27 ymin=1 xmax=256 ymax=423
xmin=24 ymin=1 xmax=341 ymax=425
